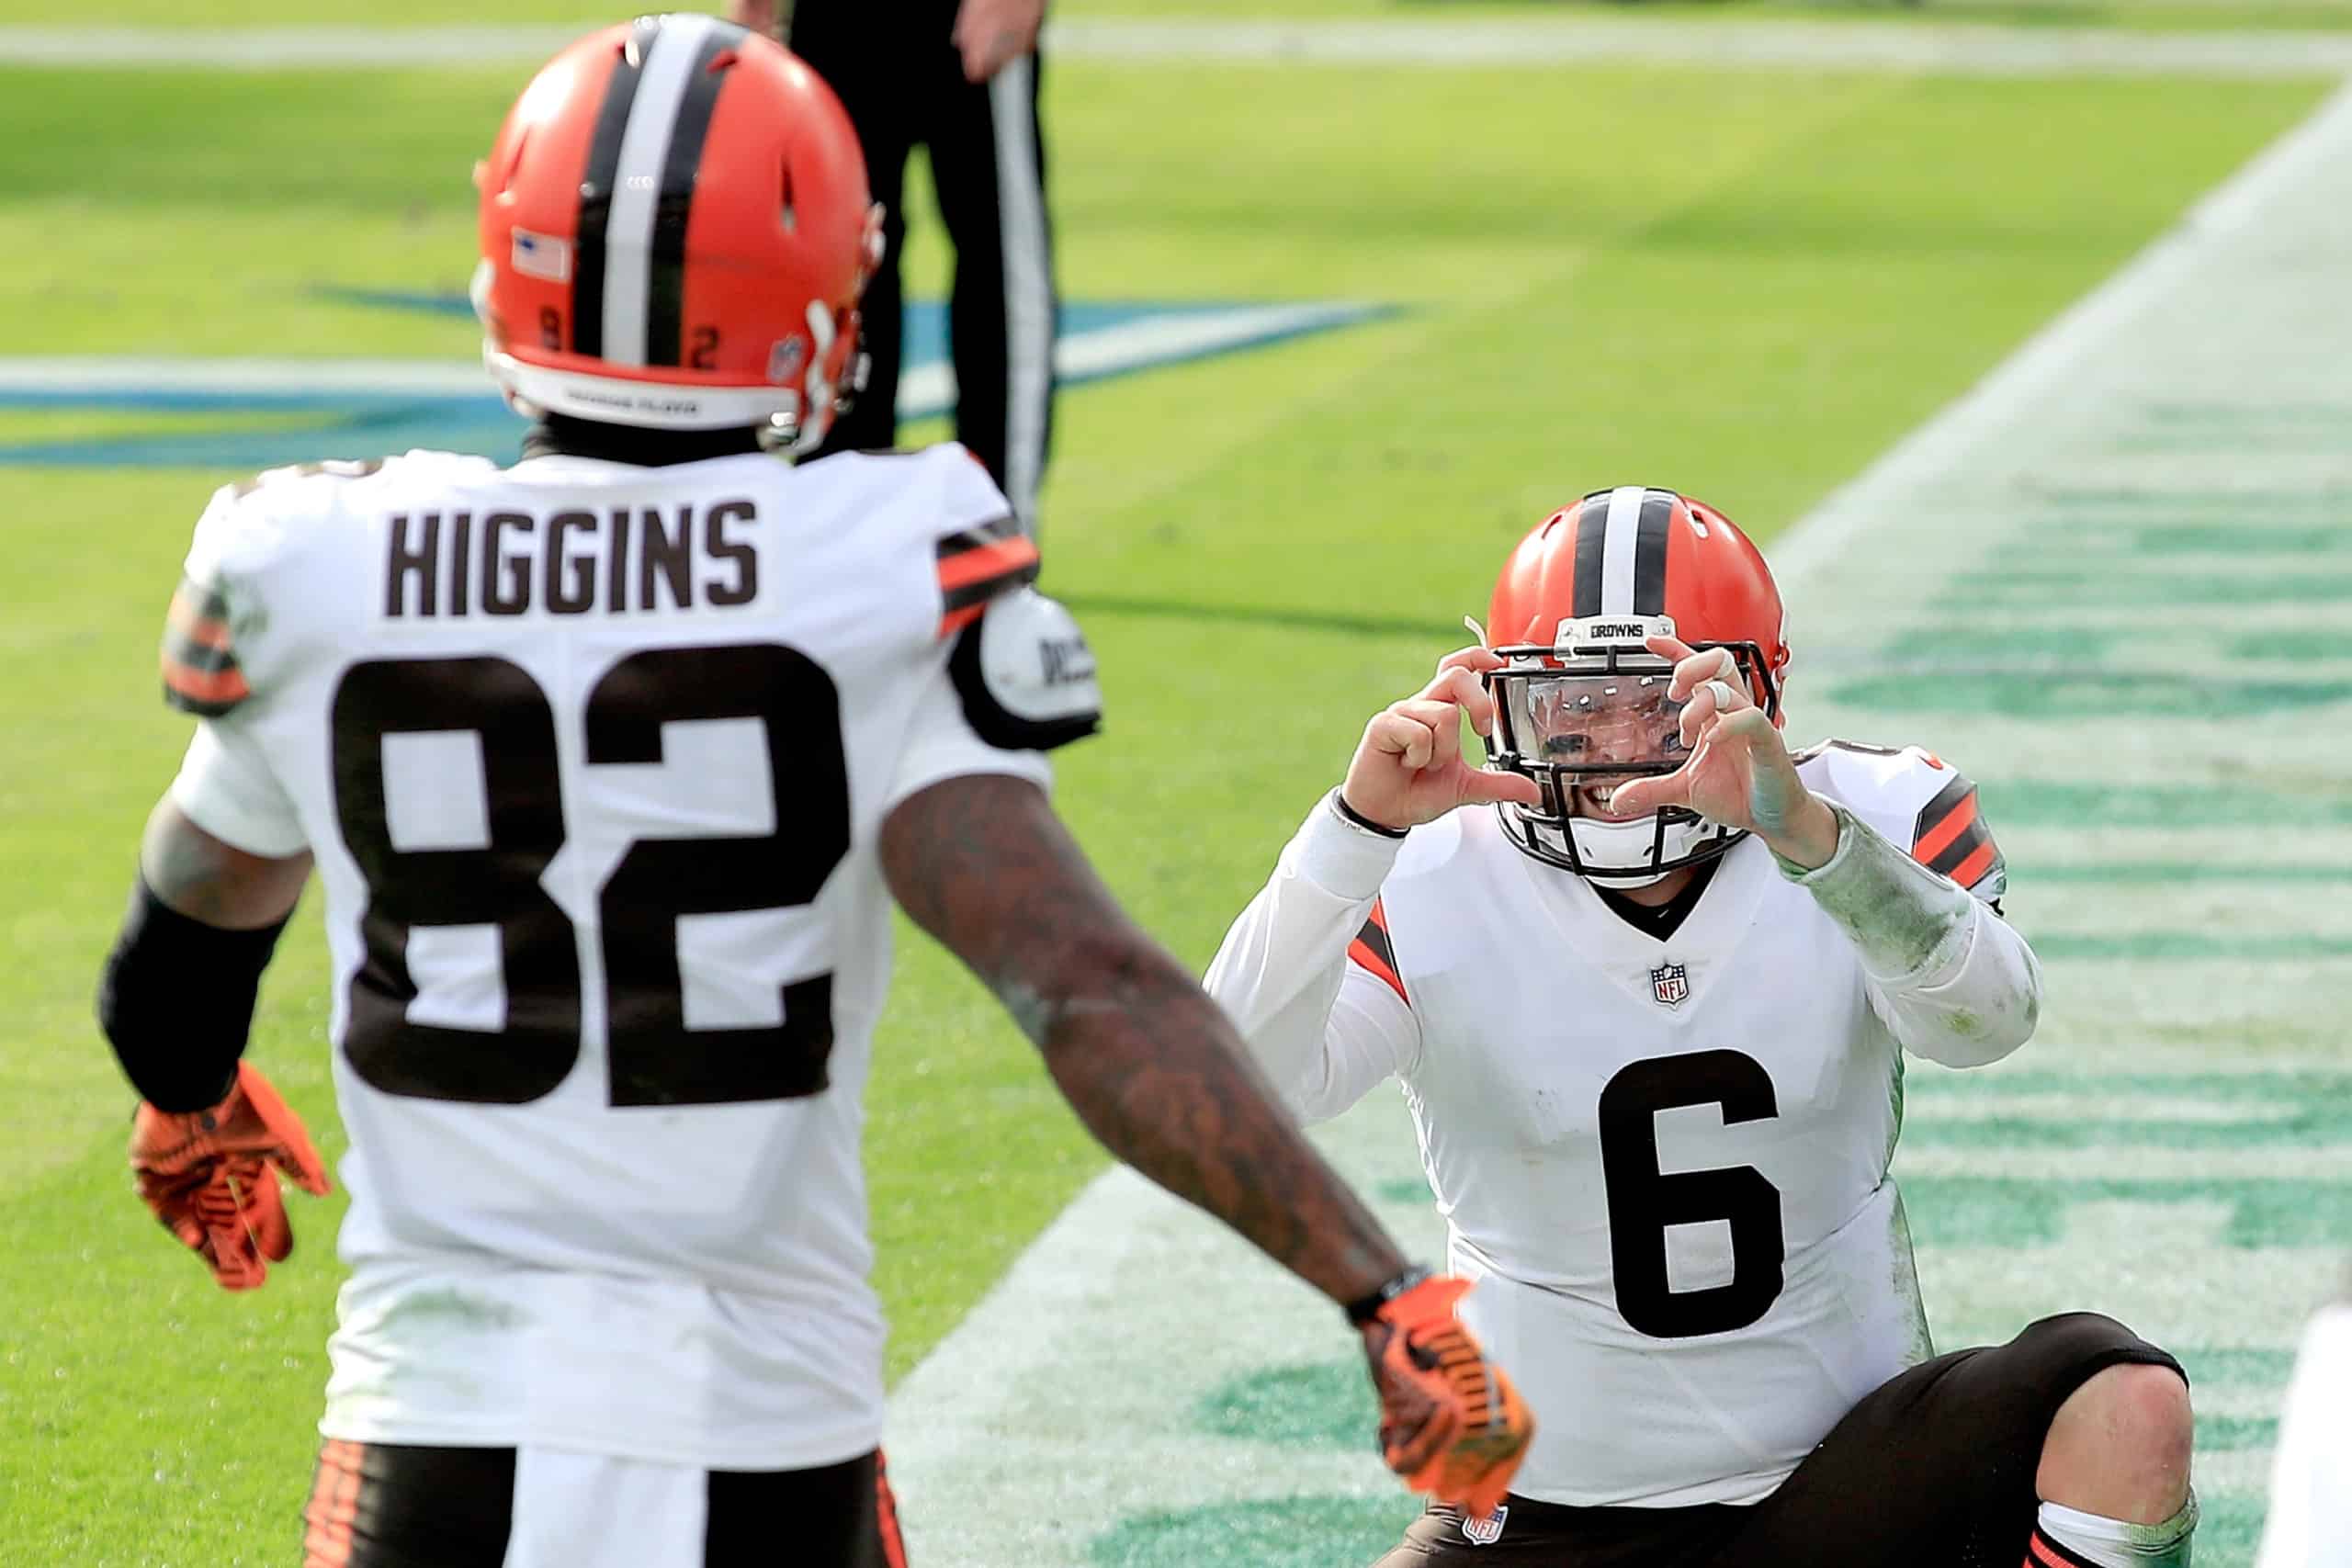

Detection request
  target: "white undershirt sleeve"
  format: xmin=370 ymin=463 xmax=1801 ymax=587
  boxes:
xmin=1204 ymin=793 xmax=1422 ymax=1125
xmin=1781 ymin=802 xmax=2041 ymax=1068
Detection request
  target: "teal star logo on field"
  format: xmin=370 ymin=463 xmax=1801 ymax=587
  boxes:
xmin=0 ymin=295 xmax=1387 ymax=469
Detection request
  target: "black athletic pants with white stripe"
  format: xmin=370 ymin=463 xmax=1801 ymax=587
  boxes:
xmin=787 ymin=3 xmax=1057 ymax=533
xmin=301 ymin=1440 xmax=908 ymax=1566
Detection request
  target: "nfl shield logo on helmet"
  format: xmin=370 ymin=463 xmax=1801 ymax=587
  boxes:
xmin=1650 ymin=962 xmax=1690 ymax=1008
xmin=1461 ymin=1505 xmax=1509 ymax=1546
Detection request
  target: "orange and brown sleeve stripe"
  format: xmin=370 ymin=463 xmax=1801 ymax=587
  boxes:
xmin=161 ymin=574 xmax=252 ymax=716
xmin=937 ymin=515 xmax=1039 ymax=638
xmin=1347 ymin=897 xmax=1410 ymax=1007
xmin=1912 ymin=772 xmax=2005 ymax=894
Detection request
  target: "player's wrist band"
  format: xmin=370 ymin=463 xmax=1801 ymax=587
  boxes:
xmin=98 ymin=874 xmax=288 ymax=1113
xmin=1329 ymin=791 xmax=1409 ymax=840
xmin=1345 ymin=1264 xmax=1434 ymax=1326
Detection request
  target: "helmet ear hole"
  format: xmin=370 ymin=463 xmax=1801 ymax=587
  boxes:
xmin=780 ymin=159 xmax=797 ymax=232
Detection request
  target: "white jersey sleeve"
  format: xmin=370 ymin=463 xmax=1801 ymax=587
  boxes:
xmin=885 ymin=585 xmax=1102 ymax=809
xmin=160 ymin=471 xmax=367 ymax=857
xmin=1793 ymin=741 xmax=2041 ymax=1068
xmin=2257 ymin=1303 xmax=2352 ymax=1568
xmin=1203 ymin=792 xmax=1422 ymax=1124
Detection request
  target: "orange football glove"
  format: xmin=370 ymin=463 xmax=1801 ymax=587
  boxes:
xmin=129 ymin=1061 xmax=330 ymax=1292
xmin=1361 ymin=1274 xmax=1534 ymax=1517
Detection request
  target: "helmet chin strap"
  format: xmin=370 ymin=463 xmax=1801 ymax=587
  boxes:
xmin=1517 ymin=806 xmax=1741 ymax=886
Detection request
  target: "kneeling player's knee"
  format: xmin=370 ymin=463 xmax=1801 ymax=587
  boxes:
xmin=2041 ymin=1362 xmax=2194 ymax=1520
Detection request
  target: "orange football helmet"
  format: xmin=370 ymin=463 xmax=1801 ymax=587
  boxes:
xmin=471 ymin=14 xmax=883 ymax=448
xmin=1482 ymin=487 xmax=1792 ymax=883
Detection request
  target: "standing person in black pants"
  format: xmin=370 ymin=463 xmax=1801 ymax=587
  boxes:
xmin=733 ymin=0 xmax=1057 ymax=535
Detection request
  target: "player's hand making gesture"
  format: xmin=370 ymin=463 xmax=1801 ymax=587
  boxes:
xmin=1340 ymin=649 xmax=1542 ymax=832
xmin=1609 ymin=635 xmax=1840 ymax=868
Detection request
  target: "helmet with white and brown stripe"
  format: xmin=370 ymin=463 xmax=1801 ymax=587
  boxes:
xmin=471 ymin=15 xmax=883 ymax=450
xmin=1482 ymin=487 xmax=1792 ymax=884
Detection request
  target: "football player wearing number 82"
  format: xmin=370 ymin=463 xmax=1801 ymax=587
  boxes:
xmin=1206 ymin=487 xmax=2199 ymax=1568
xmin=90 ymin=17 xmax=1530 ymax=1567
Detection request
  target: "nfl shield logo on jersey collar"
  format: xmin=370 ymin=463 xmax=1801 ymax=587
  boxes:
xmin=1650 ymin=962 xmax=1690 ymax=1008
xmin=1462 ymin=1505 xmax=1509 ymax=1546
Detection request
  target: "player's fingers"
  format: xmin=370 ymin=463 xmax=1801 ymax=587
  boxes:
xmin=267 ymin=1137 xmax=331 ymax=1198
xmin=1391 ymin=700 xmax=1462 ymax=771
xmin=1715 ymin=705 xmax=1780 ymax=752
xmin=193 ymin=1179 xmax=262 ymax=1290
xmin=1434 ymin=645 xmax=1507 ymax=678
xmin=1456 ymin=765 xmax=1543 ymax=808
xmin=243 ymin=1168 xmax=295 ymax=1263
xmin=1369 ymin=710 xmax=1439 ymax=771
xmin=1427 ymin=664 xmax=1506 ymax=736
xmin=1668 ymin=647 xmax=1739 ymax=703
xmin=1607 ymin=766 xmax=1691 ymax=819
xmin=1677 ymin=681 xmax=1724 ymax=748
xmin=1645 ymin=632 xmax=1697 ymax=667
xmin=1386 ymin=1404 xmax=1462 ymax=1483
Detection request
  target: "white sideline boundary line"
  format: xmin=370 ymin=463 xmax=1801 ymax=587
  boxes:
xmin=4 ymin=19 xmax=2352 ymax=76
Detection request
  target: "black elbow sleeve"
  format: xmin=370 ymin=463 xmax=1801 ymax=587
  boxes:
xmin=96 ymin=876 xmax=288 ymax=1113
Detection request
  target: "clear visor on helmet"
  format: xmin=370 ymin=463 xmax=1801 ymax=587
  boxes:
xmin=1500 ymin=667 xmax=1690 ymax=793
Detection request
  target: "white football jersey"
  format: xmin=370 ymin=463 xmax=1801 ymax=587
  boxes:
xmin=1206 ymin=743 xmax=2026 ymax=1508
xmin=160 ymin=442 xmax=1100 ymax=1470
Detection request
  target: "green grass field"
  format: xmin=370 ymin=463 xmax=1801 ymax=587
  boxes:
xmin=0 ymin=12 xmax=2337 ymax=1564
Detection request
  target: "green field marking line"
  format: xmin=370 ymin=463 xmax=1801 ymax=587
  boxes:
xmin=1367 ymin=1179 xmax=2352 ymax=1247
xmin=10 ymin=18 xmax=2352 ymax=74
xmin=1089 ymin=1495 xmax=1417 ymax=1568
xmin=2027 ymin=932 xmax=2352 ymax=960
xmin=1193 ymin=1359 xmax=1374 ymax=1449
xmin=1976 ymin=779 xmax=2352 ymax=827
xmin=1189 ymin=1353 xmax=2290 ymax=1452
xmin=1899 ymin=1178 xmax=2352 ymax=1247
xmin=1828 ymin=670 xmax=2352 ymax=717
xmin=888 ymin=80 xmax=2352 ymax=1568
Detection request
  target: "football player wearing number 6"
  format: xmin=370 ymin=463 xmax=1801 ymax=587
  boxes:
xmin=90 ymin=19 xmax=1530 ymax=1568
xmin=1206 ymin=488 xmax=2199 ymax=1568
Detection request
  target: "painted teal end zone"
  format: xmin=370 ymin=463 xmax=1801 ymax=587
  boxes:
xmin=1899 ymin=1178 xmax=2352 ymax=1248
xmin=1090 ymin=1496 xmax=1419 ymax=1568
xmin=1193 ymin=1360 xmax=1374 ymax=1450
xmin=0 ymin=297 xmax=1387 ymax=470
xmin=1828 ymin=671 xmax=2352 ymax=718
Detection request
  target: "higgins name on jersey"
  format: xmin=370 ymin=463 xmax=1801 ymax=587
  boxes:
xmin=160 ymin=440 xmax=1097 ymax=1472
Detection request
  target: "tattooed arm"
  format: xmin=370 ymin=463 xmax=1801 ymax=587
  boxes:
xmin=880 ymin=773 xmax=1408 ymax=1306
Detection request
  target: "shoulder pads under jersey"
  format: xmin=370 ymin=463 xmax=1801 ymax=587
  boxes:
xmin=1793 ymin=739 xmax=2006 ymax=905
xmin=948 ymin=587 xmax=1102 ymax=752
